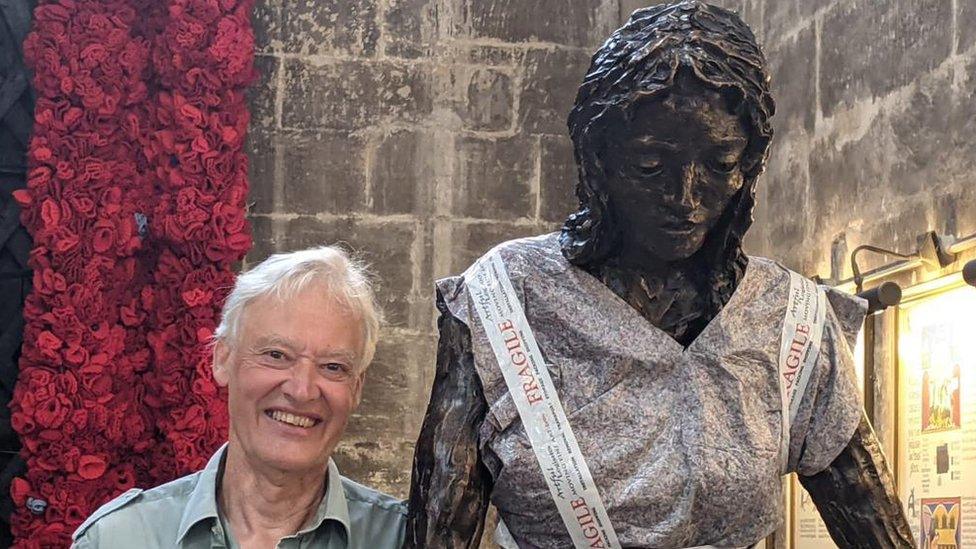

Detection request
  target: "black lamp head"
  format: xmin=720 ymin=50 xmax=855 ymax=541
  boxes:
xmin=964 ymin=259 xmax=976 ymax=288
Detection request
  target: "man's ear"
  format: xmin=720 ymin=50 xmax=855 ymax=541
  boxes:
xmin=352 ymin=369 xmax=366 ymax=408
xmin=212 ymin=339 xmax=232 ymax=387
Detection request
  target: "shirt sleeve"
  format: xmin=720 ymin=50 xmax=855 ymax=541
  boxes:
xmin=787 ymin=287 xmax=866 ymax=476
xmin=71 ymin=521 xmax=101 ymax=549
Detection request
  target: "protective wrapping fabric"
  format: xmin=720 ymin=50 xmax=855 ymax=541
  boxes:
xmin=437 ymin=233 xmax=864 ymax=548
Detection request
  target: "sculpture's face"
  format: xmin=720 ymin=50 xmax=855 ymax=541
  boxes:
xmin=602 ymin=83 xmax=749 ymax=263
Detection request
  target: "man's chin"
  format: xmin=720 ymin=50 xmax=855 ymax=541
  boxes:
xmin=254 ymin=446 xmax=331 ymax=473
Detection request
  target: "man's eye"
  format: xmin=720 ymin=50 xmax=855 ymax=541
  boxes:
xmin=320 ymin=363 xmax=349 ymax=376
xmin=265 ymin=350 xmax=286 ymax=360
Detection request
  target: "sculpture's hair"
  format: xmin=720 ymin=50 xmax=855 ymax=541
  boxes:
xmin=560 ymin=0 xmax=775 ymax=306
xmin=213 ymin=246 xmax=383 ymax=371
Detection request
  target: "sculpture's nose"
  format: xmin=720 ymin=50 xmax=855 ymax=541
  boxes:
xmin=676 ymin=163 xmax=699 ymax=209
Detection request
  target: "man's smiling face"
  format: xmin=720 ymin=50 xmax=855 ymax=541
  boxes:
xmin=213 ymin=283 xmax=365 ymax=475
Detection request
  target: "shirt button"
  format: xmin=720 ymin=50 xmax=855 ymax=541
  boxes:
xmin=211 ymin=525 xmax=226 ymax=547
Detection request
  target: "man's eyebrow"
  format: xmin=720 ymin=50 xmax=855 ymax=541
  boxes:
xmin=315 ymin=349 xmax=358 ymax=363
xmin=251 ymin=335 xmax=296 ymax=349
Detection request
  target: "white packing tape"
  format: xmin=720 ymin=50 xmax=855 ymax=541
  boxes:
xmin=777 ymin=271 xmax=828 ymax=473
xmin=468 ymin=252 xmax=621 ymax=549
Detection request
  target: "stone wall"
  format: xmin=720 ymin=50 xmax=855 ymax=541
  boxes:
xmin=243 ymin=0 xmax=974 ymax=504
xmin=728 ymin=0 xmax=976 ymax=280
xmin=245 ymin=0 xmax=634 ymax=496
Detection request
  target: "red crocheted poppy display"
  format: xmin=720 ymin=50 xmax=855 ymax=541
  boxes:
xmin=9 ymin=0 xmax=254 ymax=545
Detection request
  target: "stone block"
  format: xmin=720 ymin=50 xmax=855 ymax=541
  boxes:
xmin=960 ymin=1 xmax=976 ymax=54
xmin=351 ymin=332 xmax=434 ymax=440
xmin=244 ymin=215 xmax=278 ymax=267
xmin=249 ymin=55 xmax=278 ymax=129
xmin=517 ymin=48 xmax=592 ymax=135
xmin=956 ymin=0 xmax=976 ymax=53
xmin=456 ymin=0 xmax=617 ymax=48
xmin=278 ymin=131 xmax=368 ymax=215
xmin=438 ymin=44 xmax=518 ymax=67
xmin=439 ymin=221 xmax=547 ymax=275
xmin=368 ymin=129 xmax=429 ymax=215
xmin=282 ymin=59 xmax=434 ymax=131
xmin=887 ymin=80 xmax=953 ymax=197
xmin=282 ymin=217 xmax=424 ymax=329
xmin=762 ymin=137 xmax=812 ymax=264
xmin=742 ymin=182 xmax=771 ymax=258
xmin=251 ymin=1 xmax=278 ymax=54
xmin=452 ymin=135 xmax=536 ymax=220
xmin=384 ymin=0 xmax=438 ymax=59
xmin=279 ymin=0 xmax=379 ymax=57
xmin=761 ymin=0 xmax=828 ymax=46
xmin=820 ymin=0 xmax=952 ymax=117
xmin=245 ymin=129 xmax=275 ymax=214
xmin=737 ymin=0 xmax=763 ymax=39
xmin=886 ymin=60 xmax=976 ymax=205
xmin=768 ymin=25 xmax=816 ymax=133
xmin=539 ymin=135 xmax=579 ymax=224
xmin=859 ymin=206 xmax=931 ymax=266
xmin=333 ymin=437 xmax=414 ymax=497
xmin=618 ymin=0 xmax=648 ymax=24
xmin=808 ymin=120 xmax=889 ymax=220
xmin=455 ymin=67 xmax=514 ymax=132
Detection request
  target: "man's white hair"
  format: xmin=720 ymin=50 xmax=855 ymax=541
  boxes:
xmin=214 ymin=246 xmax=383 ymax=371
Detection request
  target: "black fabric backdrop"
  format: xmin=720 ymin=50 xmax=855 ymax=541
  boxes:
xmin=0 ymin=0 xmax=36 ymax=546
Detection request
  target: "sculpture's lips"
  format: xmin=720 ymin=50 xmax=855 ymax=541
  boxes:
xmin=659 ymin=218 xmax=696 ymax=231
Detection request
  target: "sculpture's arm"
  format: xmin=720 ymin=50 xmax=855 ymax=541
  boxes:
xmin=406 ymin=295 xmax=492 ymax=548
xmin=799 ymin=414 xmax=914 ymax=548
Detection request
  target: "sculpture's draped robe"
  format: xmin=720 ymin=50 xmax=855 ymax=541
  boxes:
xmin=437 ymin=233 xmax=865 ymax=548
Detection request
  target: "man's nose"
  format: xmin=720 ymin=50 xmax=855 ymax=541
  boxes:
xmin=282 ymin=359 xmax=320 ymax=402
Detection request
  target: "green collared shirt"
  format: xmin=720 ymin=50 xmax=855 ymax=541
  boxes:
xmin=71 ymin=444 xmax=406 ymax=549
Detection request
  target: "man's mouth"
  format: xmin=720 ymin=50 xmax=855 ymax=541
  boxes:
xmin=266 ymin=409 xmax=322 ymax=429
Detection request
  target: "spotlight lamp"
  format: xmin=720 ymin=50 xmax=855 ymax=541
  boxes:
xmin=964 ymin=259 xmax=976 ymax=288
xmin=857 ymin=281 xmax=902 ymax=314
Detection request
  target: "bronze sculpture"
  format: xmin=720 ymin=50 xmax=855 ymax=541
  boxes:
xmin=408 ymin=2 xmax=913 ymax=547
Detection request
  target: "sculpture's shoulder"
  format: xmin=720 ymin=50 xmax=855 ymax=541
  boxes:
xmin=488 ymin=232 xmax=565 ymax=274
xmin=436 ymin=232 xmax=563 ymax=315
xmin=744 ymin=255 xmax=794 ymax=285
xmin=71 ymin=473 xmax=201 ymax=548
xmin=747 ymin=255 xmax=866 ymax=348
xmin=461 ymin=232 xmax=564 ymax=281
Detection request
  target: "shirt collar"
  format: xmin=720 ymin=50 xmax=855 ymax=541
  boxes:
xmin=294 ymin=458 xmax=350 ymax=539
xmin=175 ymin=443 xmax=351 ymax=544
xmin=176 ymin=442 xmax=226 ymax=544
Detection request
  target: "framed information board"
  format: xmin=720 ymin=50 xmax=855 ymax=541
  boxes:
xmin=896 ymin=280 xmax=975 ymax=548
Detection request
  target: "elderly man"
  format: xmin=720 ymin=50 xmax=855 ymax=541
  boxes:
xmin=72 ymin=247 xmax=406 ymax=548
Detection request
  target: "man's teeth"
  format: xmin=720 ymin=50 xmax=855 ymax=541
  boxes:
xmin=270 ymin=410 xmax=316 ymax=428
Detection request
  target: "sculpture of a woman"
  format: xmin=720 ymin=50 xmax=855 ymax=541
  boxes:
xmin=408 ymin=3 xmax=913 ymax=547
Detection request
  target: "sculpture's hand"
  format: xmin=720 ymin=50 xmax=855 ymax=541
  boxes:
xmin=406 ymin=292 xmax=491 ymax=548
xmin=798 ymin=413 xmax=914 ymax=548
